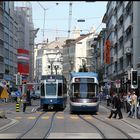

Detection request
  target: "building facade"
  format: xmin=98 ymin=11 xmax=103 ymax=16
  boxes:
xmin=15 ymin=2 xmax=35 ymax=83
xmin=102 ymin=1 xmax=140 ymax=94
xmin=0 ymin=2 xmax=18 ymax=86
xmin=63 ymin=32 xmax=98 ymax=82
xmin=34 ymin=37 xmax=66 ymax=82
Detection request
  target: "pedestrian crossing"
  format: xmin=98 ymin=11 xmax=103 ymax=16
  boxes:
xmin=14 ymin=114 xmax=94 ymax=120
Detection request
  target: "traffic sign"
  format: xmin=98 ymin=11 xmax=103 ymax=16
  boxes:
xmin=15 ymin=91 xmax=21 ymax=97
xmin=115 ymin=80 xmax=120 ymax=88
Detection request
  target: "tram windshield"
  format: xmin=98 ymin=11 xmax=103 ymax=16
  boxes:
xmin=72 ymin=83 xmax=98 ymax=98
xmin=46 ymin=83 xmax=56 ymax=96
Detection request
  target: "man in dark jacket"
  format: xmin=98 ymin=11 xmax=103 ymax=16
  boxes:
xmin=108 ymin=94 xmax=118 ymax=119
xmin=113 ymin=95 xmax=123 ymax=119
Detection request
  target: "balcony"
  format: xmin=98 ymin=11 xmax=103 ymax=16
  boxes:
xmin=118 ymin=48 xmax=123 ymax=59
xmin=118 ymin=27 xmax=123 ymax=40
xmin=112 ymin=36 xmax=117 ymax=45
xmin=113 ymin=54 xmax=117 ymax=62
xmin=117 ymin=5 xmax=123 ymax=20
xmin=124 ymin=40 xmax=131 ymax=53
xmin=124 ymin=1 xmax=130 ymax=8
xmin=124 ymin=16 xmax=131 ymax=31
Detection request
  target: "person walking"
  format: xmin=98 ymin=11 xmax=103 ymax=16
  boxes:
xmin=126 ymin=91 xmax=132 ymax=114
xmin=113 ymin=94 xmax=123 ymax=119
xmin=106 ymin=94 xmax=111 ymax=106
xmin=108 ymin=93 xmax=117 ymax=119
xmin=129 ymin=91 xmax=137 ymax=118
xmin=21 ymin=93 xmax=27 ymax=112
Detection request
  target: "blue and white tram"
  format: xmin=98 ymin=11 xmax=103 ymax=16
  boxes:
xmin=40 ymin=75 xmax=67 ymax=110
xmin=69 ymin=72 xmax=99 ymax=113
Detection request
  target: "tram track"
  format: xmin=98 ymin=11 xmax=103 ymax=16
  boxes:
xmin=16 ymin=111 xmax=57 ymax=139
xmin=92 ymin=115 xmax=133 ymax=139
xmin=101 ymin=102 xmax=140 ymax=131
xmin=16 ymin=111 xmax=46 ymax=139
xmin=43 ymin=111 xmax=57 ymax=138
xmin=78 ymin=115 xmax=106 ymax=139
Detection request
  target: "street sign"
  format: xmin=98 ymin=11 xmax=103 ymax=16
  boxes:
xmin=15 ymin=91 xmax=21 ymax=97
xmin=115 ymin=80 xmax=120 ymax=88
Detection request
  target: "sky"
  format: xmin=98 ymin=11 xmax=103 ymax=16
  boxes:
xmin=19 ymin=1 xmax=107 ymax=44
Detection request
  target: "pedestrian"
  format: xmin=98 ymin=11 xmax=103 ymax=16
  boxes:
xmin=129 ymin=91 xmax=137 ymax=118
xmin=108 ymin=93 xmax=117 ymax=119
xmin=21 ymin=93 xmax=27 ymax=112
xmin=106 ymin=94 xmax=111 ymax=106
xmin=137 ymin=95 xmax=140 ymax=118
xmin=126 ymin=91 xmax=132 ymax=114
xmin=113 ymin=94 xmax=123 ymax=119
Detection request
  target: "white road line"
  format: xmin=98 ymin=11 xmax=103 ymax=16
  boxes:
xmin=0 ymin=119 xmax=19 ymax=132
xmin=48 ymin=133 xmax=102 ymax=139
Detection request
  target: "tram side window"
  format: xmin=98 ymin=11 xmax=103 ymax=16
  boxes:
xmin=87 ymin=84 xmax=95 ymax=98
xmin=41 ymin=83 xmax=45 ymax=96
xmin=74 ymin=83 xmax=80 ymax=97
xmin=58 ymin=83 xmax=62 ymax=96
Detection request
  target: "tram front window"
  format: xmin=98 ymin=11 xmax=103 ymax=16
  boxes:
xmin=46 ymin=84 xmax=56 ymax=96
xmin=73 ymin=83 xmax=96 ymax=98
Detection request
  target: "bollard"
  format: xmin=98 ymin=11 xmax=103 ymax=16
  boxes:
xmin=16 ymin=103 xmax=20 ymax=112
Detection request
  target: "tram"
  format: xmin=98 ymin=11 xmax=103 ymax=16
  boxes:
xmin=69 ymin=72 xmax=99 ymax=113
xmin=40 ymin=75 xmax=67 ymax=110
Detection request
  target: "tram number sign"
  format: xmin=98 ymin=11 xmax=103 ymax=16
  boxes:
xmin=115 ymin=80 xmax=120 ymax=88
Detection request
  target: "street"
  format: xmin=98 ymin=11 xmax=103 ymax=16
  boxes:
xmin=0 ymin=99 xmax=140 ymax=139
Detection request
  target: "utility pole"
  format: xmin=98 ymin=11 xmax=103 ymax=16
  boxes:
xmin=68 ymin=2 xmax=72 ymax=38
xmin=37 ymin=2 xmax=59 ymax=39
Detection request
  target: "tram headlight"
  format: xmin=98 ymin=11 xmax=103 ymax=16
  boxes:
xmin=83 ymin=99 xmax=87 ymax=103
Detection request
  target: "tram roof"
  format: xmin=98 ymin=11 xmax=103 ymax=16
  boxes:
xmin=70 ymin=72 xmax=98 ymax=78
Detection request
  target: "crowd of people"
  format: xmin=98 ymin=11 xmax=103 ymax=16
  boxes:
xmin=98 ymin=89 xmax=140 ymax=119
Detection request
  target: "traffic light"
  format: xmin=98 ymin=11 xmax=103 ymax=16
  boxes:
xmin=16 ymin=73 xmax=22 ymax=85
xmin=131 ymin=70 xmax=138 ymax=89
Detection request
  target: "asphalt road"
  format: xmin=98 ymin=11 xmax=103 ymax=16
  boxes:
xmin=0 ymin=99 xmax=140 ymax=139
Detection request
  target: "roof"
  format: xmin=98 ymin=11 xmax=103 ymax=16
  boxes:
xmin=74 ymin=33 xmax=92 ymax=43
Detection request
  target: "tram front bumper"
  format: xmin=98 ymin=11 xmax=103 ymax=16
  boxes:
xmin=70 ymin=101 xmax=99 ymax=112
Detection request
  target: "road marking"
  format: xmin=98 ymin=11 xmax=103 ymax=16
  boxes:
xmin=129 ymin=133 xmax=140 ymax=138
xmin=70 ymin=115 xmax=79 ymax=119
xmin=27 ymin=116 xmax=36 ymax=119
xmin=84 ymin=116 xmax=93 ymax=120
xmin=48 ymin=112 xmax=53 ymax=114
xmin=0 ymin=119 xmax=18 ymax=132
xmin=41 ymin=116 xmax=49 ymax=119
xmin=31 ymin=108 xmax=36 ymax=112
xmin=56 ymin=116 xmax=64 ymax=119
xmin=0 ymin=133 xmax=21 ymax=138
xmin=36 ymin=112 xmax=42 ymax=114
xmin=14 ymin=117 xmax=22 ymax=119
xmin=48 ymin=133 xmax=102 ymax=139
